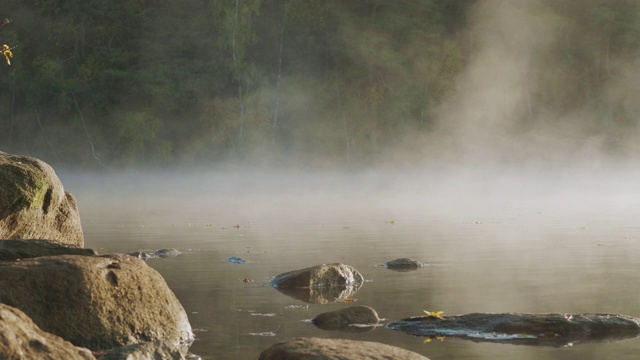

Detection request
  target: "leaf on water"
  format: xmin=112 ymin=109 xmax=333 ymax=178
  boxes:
xmin=423 ymin=310 xmax=446 ymax=320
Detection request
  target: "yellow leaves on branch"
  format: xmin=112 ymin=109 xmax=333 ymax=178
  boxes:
xmin=1 ymin=18 xmax=14 ymax=65
xmin=2 ymin=44 xmax=13 ymax=65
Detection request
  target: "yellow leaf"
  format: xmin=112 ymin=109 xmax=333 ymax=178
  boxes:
xmin=423 ymin=310 xmax=446 ymax=320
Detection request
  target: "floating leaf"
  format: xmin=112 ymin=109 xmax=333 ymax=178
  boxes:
xmin=423 ymin=310 xmax=446 ymax=320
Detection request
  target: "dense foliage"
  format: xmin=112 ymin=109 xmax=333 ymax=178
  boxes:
xmin=0 ymin=0 xmax=638 ymax=168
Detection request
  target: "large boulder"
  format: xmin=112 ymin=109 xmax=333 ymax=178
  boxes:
xmin=312 ymin=305 xmax=380 ymax=333
xmin=0 ymin=303 xmax=95 ymax=360
xmin=0 ymin=239 xmax=97 ymax=261
xmin=0 ymin=253 xmax=194 ymax=351
xmin=0 ymin=151 xmax=83 ymax=246
xmin=387 ymin=312 xmax=640 ymax=346
xmin=259 ymin=337 xmax=430 ymax=360
xmin=270 ymin=263 xmax=364 ymax=304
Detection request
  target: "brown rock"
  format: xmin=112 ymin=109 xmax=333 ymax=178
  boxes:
xmin=0 ymin=253 xmax=194 ymax=351
xmin=270 ymin=263 xmax=364 ymax=303
xmin=259 ymin=337 xmax=430 ymax=360
xmin=312 ymin=305 xmax=380 ymax=332
xmin=97 ymin=341 xmax=191 ymax=360
xmin=0 ymin=239 xmax=97 ymax=261
xmin=0 ymin=151 xmax=83 ymax=246
xmin=0 ymin=303 xmax=95 ymax=360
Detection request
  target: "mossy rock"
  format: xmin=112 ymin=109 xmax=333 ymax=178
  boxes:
xmin=0 ymin=151 xmax=83 ymax=246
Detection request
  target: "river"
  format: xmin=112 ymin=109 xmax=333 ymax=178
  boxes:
xmin=60 ymin=167 xmax=640 ymax=359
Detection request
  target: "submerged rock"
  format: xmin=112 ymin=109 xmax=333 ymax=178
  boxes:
xmin=387 ymin=312 xmax=640 ymax=346
xmin=270 ymin=263 xmax=364 ymax=304
xmin=312 ymin=305 xmax=380 ymax=333
xmin=0 ymin=253 xmax=194 ymax=351
xmin=0 ymin=239 xmax=97 ymax=261
xmin=0 ymin=151 xmax=84 ymax=246
xmin=0 ymin=303 xmax=95 ymax=360
xmin=383 ymin=258 xmax=425 ymax=271
xmin=228 ymin=256 xmax=246 ymax=264
xmin=259 ymin=337 xmax=430 ymax=360
xmin=128 ymin=250 xmax=153 ymax=260
xmin=155 ymin=248 xmax=181 ymax=258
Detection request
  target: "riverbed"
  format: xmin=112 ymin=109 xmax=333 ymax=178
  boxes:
xmin=61 ymin=168 xmax=640 ymax=359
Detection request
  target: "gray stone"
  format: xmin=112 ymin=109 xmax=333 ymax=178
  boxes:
xmin=154 ymin=248 xmax=181 ymax=258
xmin=383 ymin=258 xmax=425 ymax=271
xmin=259 ymin=337 xmax=430 ymax=360
xmin=387 ymin=312 xmax=640 ymax=346
xmin=0 ymin=151 xmax=84 ymax=246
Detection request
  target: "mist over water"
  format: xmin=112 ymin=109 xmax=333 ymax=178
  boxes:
xmin=59 ymin=165 xmax=640 ymax=359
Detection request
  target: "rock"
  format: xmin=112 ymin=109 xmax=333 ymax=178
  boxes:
xmin=228 ymin=256 xmax=246 ymax=264
xmin=155 ymin=248 xmax=181 ymax=258
xmin=311 ymin=305 xmax=380 ymax=333
xmin=0 ymin=253 xmax=194 ymax=351
xmin=128 ymin=251 xmax=153 ymax=260
xmin=270 ymin=263 xmax=364 ymax=304
xmin=0 ymin=151 xmax=84 ymax=246
xmin=387 ymin=312 xmax=640 ymax=346
xmin=0 ymin=303 xmax=95 ymax=360
xmin=97 ymin=341 xmax=191 ymax=360
xmin=258 ymin=337 xmax=430 ymax=360
xmin=383 ymin=258 xmax=425 ymax=271
xmin=0 ymin=239 xmax=97 ymax=261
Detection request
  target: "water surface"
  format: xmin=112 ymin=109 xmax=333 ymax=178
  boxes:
xmin=61 ymin=169 xmax=640 ymax=359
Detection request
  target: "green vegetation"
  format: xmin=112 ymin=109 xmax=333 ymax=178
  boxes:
xmin=0 ymin=0 xmax=639 ymax=168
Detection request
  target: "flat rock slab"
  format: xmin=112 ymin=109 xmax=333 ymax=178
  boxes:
xmin=0 ymin=151 xmax=84 ymax=246
xmin=387 ymin=312 xmax=640 ymax=346
xmin=0 ymin=253 xmax=193 ymax=351
xmin=0 ymin=303 xmax=95 ymax=360
xmin=270 ymin=263 xmax=364 ymax=304
xmin=0 ymin=239 xmax=96 ymax=261
xmin=259 ymin=337 xmax=430 ymax=360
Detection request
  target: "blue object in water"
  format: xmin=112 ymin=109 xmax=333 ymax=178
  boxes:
xmin=228 ymin=256 xmax=246 ymax=264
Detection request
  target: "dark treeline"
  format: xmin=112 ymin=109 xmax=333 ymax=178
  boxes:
xmin=0 ymin=0 xmax=639 ymax=168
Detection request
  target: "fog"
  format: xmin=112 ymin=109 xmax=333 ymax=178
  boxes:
xmin=387 ymin=0 xmax=640 ymax=170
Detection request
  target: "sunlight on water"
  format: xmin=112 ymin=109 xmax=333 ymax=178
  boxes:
xmin=61 ymin=169 xmax=640 ymax=359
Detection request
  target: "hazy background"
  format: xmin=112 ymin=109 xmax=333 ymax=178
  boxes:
xmin=2 ymin=0 xmax=640 ymax=170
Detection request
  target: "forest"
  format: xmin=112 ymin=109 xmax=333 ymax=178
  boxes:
xmin=1 ymin=0 xmax=640 ymax=169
